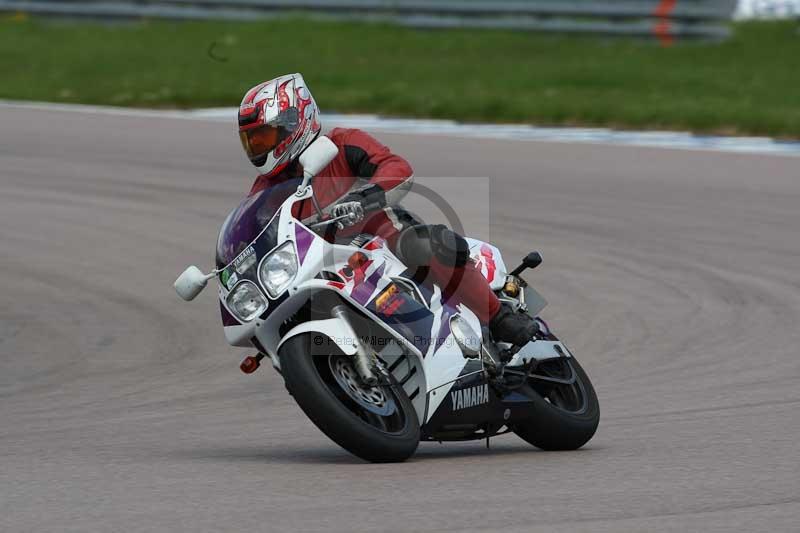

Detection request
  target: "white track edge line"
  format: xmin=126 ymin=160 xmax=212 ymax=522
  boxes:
xmin=3 ymin=100 xmax=800 ymax=158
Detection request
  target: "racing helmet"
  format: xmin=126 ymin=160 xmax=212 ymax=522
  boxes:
xmin=238 ymin=73 xmax=321 ymax=177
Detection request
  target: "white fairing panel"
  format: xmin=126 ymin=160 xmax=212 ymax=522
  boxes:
xmin=421 ymin=294 xmax=485 ymax=421
xmin=465 ymin=238 xmax=507 ymax=290
xmin=276 ymin=318 xmax=359 ymax=362
xmin=224 ymin=324 xmax=255 ymax=347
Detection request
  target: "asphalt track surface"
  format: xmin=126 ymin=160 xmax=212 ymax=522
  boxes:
xmin=2 ymin=105 xmax=799 ymax=532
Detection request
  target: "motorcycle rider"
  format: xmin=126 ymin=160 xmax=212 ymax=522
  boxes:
xmin=238 ymin=73 xmax=538 ymax=347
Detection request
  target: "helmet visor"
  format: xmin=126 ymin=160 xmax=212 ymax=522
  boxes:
xmin=239 ymin=123 xmax=291 ymax=163
xmin=239 ymin=107 xmax=301 ymax=165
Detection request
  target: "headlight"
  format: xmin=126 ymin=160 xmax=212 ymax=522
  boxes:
xmin=225 ymin=280 xmax=267 ymax=322
xmin=259 ymin=241 xmax=298 ymax=298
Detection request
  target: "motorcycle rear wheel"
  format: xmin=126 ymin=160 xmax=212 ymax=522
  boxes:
xmin=512 ymin=356 xmax=599 ymax=450
xmin=279 ymin=333 xmax=420 ymax=463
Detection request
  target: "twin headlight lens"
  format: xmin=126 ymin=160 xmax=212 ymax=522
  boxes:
xmin=225 ymin=241 xmax=298 ymax=322
xmin=226 ymin=280 xmax=266 ymax=322
xmin=258 ymin=241 xmax=298 ymax=298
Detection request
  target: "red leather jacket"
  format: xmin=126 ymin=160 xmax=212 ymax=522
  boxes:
xmin=250 ymin=128 xmax=412 ymax=213
xmin=249 ymin=128 xmax=414 ymax=246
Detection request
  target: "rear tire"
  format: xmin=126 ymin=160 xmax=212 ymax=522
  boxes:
xmin=512 ymin=356 xmax=599 ymax=450
xmin=279 ymin=333 xmax=420 ymax=463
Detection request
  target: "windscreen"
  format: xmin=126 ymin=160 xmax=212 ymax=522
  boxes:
xmin=215 ymin=177 xmax=303 ymax=269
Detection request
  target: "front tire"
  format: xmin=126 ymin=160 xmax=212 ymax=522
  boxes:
xmin=279 ymin=333 xmax=420 ymax=463
xmin=512 ymin=356 xmax=599 ymax=450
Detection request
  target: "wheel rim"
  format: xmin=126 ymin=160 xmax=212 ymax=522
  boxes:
xmin=529 ymin=359 xmax=588 ymax=415
xmin=316 ymin=354 xmax=408 ymax=433
xmin=329 ymin=356 xmax=394 ymax=416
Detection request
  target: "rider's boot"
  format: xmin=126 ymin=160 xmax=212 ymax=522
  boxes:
xmin=489 ymin=303 xmax=539 ymax=347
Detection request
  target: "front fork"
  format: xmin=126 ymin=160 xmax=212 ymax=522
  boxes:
xmin=330 ymin=305 xmax=378 ymax=386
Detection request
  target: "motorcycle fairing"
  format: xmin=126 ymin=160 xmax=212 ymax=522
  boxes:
xmin=215 ymin=177 xmax=299 ymax=269
xmin=216 ymin=183 xmax=563 ymax=428
xmin=421 ymin=360 xmax=541 ymax=440
xmin=364 ymin=281 xmax=435 ymax=356
xmin=275 ymin=318 xmax=358 ymax=356
xmin=215 ymin=209 xmax=280 ymax=331
xmin=466 ymin=238 xmax=507 ymax=291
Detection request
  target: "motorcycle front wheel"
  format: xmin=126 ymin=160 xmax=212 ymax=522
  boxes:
xmin=512 ymin=356 xmax=600 ymax=450
xmin=279 ymin=333 xmax=420 ymax=463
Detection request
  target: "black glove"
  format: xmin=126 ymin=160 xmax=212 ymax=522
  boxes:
xmin=341 ymin=183 xmax=386 ymax=210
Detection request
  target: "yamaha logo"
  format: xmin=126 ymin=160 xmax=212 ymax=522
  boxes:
xmin=450 ymin=384 xmax=489 ymax=411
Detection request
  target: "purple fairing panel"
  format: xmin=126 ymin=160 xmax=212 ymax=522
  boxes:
xmin=294 ymin=223 xmax=315 ymax=265
xmin=351 ymin=264 xmax=386 ymax=306
xmin=215 ymin=177 xmax=304 ymax=269
xmin=363 ymin=278 xmax=437 ymax=356
xmin=220 ymin=301 xmax=240 ymax=327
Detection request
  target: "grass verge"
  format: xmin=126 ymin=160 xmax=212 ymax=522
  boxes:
xmin=1 ymin=16 xmax=799 ymax=137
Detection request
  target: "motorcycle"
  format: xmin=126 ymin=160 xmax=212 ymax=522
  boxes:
xmin=174 ymin=136 xmax=599 ymax=462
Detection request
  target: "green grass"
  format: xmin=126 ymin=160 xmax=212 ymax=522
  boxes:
xmin=2 ymin=15 xmax=800 ymax=136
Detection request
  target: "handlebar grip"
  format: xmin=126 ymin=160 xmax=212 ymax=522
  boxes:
xmin=509 ymin=265 xmax=527 ymax=277
xmin=510 ymin=251 xmax=543 ymax=276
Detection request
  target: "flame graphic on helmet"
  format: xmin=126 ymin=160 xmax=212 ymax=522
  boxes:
xmin=274 ymin=86 xmax=314 ymax=158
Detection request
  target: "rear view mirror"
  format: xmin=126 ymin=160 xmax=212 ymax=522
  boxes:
xmin=174 ymin=265 xmax=211 ymax=301
xmin=297 ymin=136 xmax=339 ymax=191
